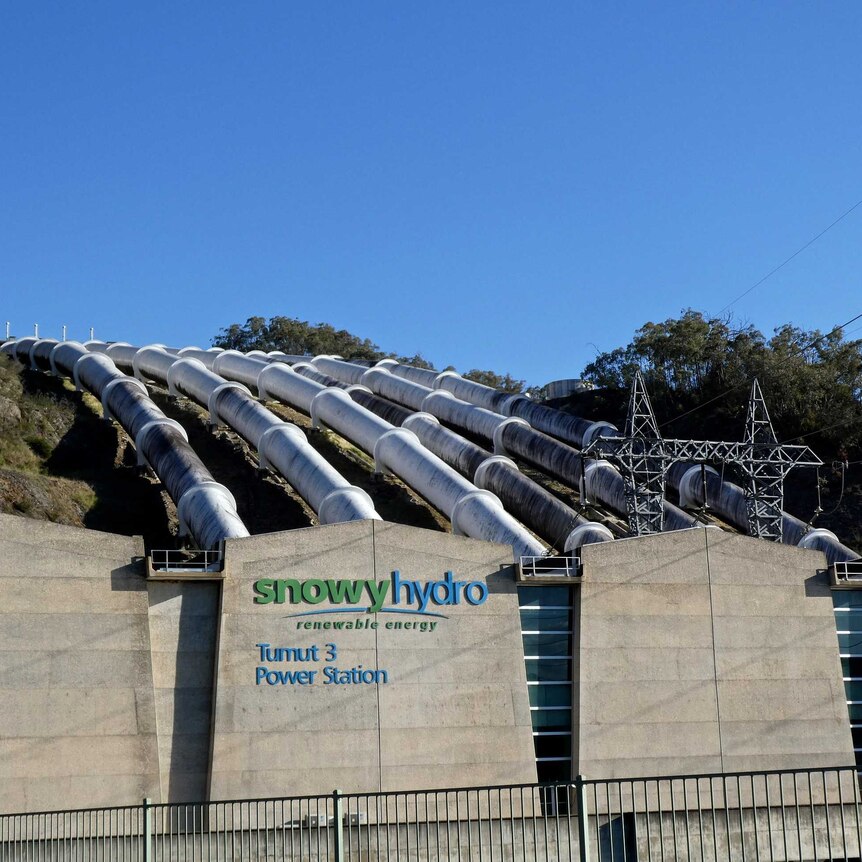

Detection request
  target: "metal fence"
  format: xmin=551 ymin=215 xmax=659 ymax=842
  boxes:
xmin=2 ymin=765 xmax=861 ymax=861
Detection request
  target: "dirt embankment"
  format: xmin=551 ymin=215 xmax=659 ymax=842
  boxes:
xmin=0 ymin=359 xmax=174 ymax=546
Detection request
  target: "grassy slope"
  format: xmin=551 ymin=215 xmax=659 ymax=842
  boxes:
xmin=0 ymin=359 xmax=174 ymax=545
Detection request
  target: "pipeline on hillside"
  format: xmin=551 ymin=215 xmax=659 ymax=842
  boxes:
xmin=1 ymin=339 xmax=249 ymax=550
xmin=83 ymin=343 xmax=382 ymax=525
xmin=290 ymin=362 xmax=613 ymax=552
xmin=307 ymin=355 xmax=698 ymax=535
xmin=377 ymin=359 xmax=860 ymax=564
xmin=157 ymin=348 xmax=546 ymax=558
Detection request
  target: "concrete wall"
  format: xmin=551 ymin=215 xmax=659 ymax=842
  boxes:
xmin=577 ymin=528 xmax=854 ymax=779
xmin=209 ymin=520 xmax=538 ymax=797
xmin=0 ymin=513 xmax=161 ymax=811
xmin=148 ymin=581 xmax=220 ymax=803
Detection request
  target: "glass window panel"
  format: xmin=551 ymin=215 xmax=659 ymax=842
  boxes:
xmin=833 ymin=592 xmax=862 ymax=609
xmin=534 ymin=735 xmax=573 ymax=759
xmin=848 ymin=703 xmax=862 ymax=722
xmin=519 ymin=609 xmax=571 ymax=632
xmin=842 ymin=657 xmax=862 ymax=677
xmin=522 ymin=633 xmax=571 ymax=656
xmin=518 ymin=586 xmax=572 ymax=608
xmin=531 ymin=709 xmax=572 ymax=732
xmin=839 ymin=633 xmax=862 ymax=653
xmin=835 ymin=611 xmax=862 ymax=631
xmin=852 ymin=727 xmax=862 ymax=749
xmin=526 ymin=659 xmax=572 ymax=682
xmin=844 ymin=681 xmax=862 ymax=701
xmin=528 ymin=685 xmax=572 ymax=708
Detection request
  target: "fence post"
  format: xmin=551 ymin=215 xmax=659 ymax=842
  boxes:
xmin=575 ymin=776 xmax=590 ymax=862
xmin=142 ymin=798 xmax=153 ymax=862
xmin=333 ymin=788 xmax=345 ymax=862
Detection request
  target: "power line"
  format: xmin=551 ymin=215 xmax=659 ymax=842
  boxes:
xmin=780 ymin=417 xmax=859 ymax=445
xmin=718 ymin=197 xmax=862 ymax=314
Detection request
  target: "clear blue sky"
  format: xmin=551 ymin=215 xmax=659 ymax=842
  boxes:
xmin=2 ymin=2 xmax=860 ymax=385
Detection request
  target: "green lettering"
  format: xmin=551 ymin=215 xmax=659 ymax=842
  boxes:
xmin=277 ymin=579 xmax=301 ymax=604
xmin=253 ymin=579 xmax=276 ymax=604
xmin=326 ymin=579 xmax=365 ymax=604
xmin=365 ymin=579 xmax=389 ymax=613
xmin=301 ymin=579 xmax=327 ymax=604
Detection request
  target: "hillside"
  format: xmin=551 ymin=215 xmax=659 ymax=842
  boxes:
xmin=0 ymin=356 xmax=447 ymax=547
xmin=1 ymin=315 xmax=860 ymax=554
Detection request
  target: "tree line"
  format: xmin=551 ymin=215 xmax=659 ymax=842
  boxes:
xmin=213 ymin=316 xmax=528 ymax=393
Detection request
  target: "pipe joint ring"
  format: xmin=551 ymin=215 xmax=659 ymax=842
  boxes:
xmin=133 ymin=345 xmax=168 ymax=381
xmin=177 ymin=346 xmax=202 ymax=356
xmin=318 ymin=486 xmax=377 ymax=525
xmin=360 ymin=366 xmax=390 ymax=387
xmin=499 ymin=394 xmax=524 ymax=417
xmin=582 ymin=458 xmax=613 ymax=478
xmin=401 ymin=412 xmax=440 ymax=433
xmin=72 ymin=352 xmax=109 ymax=392
xmin=563 ymin=522 xmax=614 ymax=553
xmin=678 ymin=464 xmax=720 ymax=509
xmin=374 ymin=358 xmax=399 ymax=369
xmin=432 ymin=370 xmax=461 ymax=389
xmin=208 ymin=381 xmax=251 ymax=426
xmin=132 ymin=346 xmax=168 ymax=382
xmin=420 ymin=389 xmax=455 ymax=413
xmin=473 ymin=455 xmax=519 ymax=490
xmin=581 ymin=421 xmax=619 ymax=448
xmin=372 ymin=427 xmax=420 ymax=474
xmin=176 ymin=481 xmax=237 ymax=540
xmin=257 ymin=424 xmax=307 ymax=471
xmin=257 ymin=362 xmax=290 ymax=401
xmin=450 ymin=489 xmax=503 ymax=537
xmin=48 ymin=341 xmax=66 ymax=376
xmin=345 ymin=384 xmax=373 ymax=396
xmin=105 ymin=341 xmax=132 ymax=357
xmin=797 ymin=527 xmax=840 ymax=550
xmin=28 ymin=339 xmax=46 ymax=370
xmin=167 ymin=357 xmax=207 ymax=397
xmin=101 ymin=377 xmax=148 ymax=422
xmin=310 ymin=387 xmax=353 ymax=430
xmin=492 ymin=417 xmax=531 ymax=456
xmin=211 ymin=349 xmax=243 ymax=375
xmin=134 ymin=418 xmax=188 ymax=468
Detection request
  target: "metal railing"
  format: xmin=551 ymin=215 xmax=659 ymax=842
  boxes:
xmin=520 ymin=554 xmax=582 ymax=581
xmin=148 ymin=548 xmax=223 ymax=573
xmin=1 ymin=766 xmax=860 ymax=860
xmin=833 ymin=559 xmax=862 ymax=584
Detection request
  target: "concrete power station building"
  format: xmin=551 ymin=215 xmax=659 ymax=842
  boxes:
xmin=1 ymin=336 xmax=860 ymax=822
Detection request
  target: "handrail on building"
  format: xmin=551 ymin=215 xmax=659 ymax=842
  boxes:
xmin=831 ymin=559 xmax=862 ymax=587
xmin=519 ymin=553 xmax=582 ymax=581
xmin=148 ymin=547 xmax=224 ymax=575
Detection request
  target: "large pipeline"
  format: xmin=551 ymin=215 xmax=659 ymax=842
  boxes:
xmin=85 ymin=344 xmax=381 ymax=525
xmin=309 ymin=356 xmax=698 ymax=534
xmin=376 ymin=360 xmax=860 ymax=563
xmin=169 ymin=350 xmax=546 ymax=557
xmin=290 ymin=363 xmax=613 ymax=552
xmin=1 ymin=339 xmax=249 ymax=550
